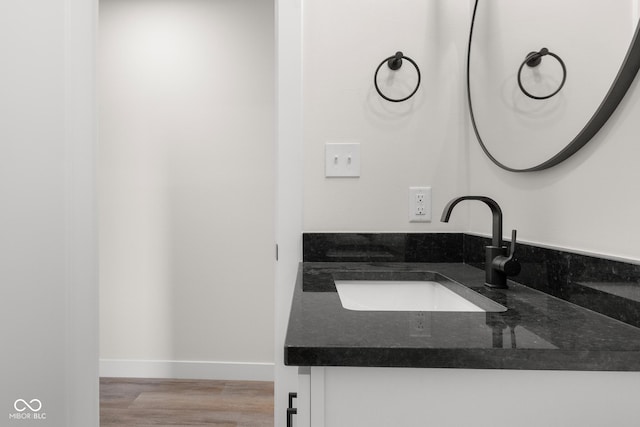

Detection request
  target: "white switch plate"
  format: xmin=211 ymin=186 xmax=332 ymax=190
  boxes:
xmin=325 ymin=142 xmax=360 ymax=177
xmin=409 ymin=187 xmax=432 ymax=222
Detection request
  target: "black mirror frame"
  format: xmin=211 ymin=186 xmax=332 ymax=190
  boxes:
xmin=467 ymin=5 xmax=640 ymax=173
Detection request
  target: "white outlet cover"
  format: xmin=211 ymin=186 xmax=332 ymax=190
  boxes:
xmin=409 ymin=186 xmax=432 ymax=222
xmin=325 ymin=142 xmax=360 ymax=177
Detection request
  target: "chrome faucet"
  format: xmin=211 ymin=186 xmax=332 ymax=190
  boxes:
xmin=441 ymin=196 xmax=520 ymax=289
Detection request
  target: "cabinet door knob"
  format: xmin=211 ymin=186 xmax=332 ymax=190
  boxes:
xmin=287 ymin=407 xmax=297 ymax=427
xmin=287 ymin=392 xmax=298 ymax=427
xmin=288 ymin=392 xmax=297 ymax=408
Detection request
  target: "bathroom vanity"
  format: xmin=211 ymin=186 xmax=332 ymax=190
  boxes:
xmin=285 ymin=235 xmax=640 ymax=427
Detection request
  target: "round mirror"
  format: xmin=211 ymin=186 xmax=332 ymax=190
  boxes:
xmin=468 ymin=0 xmax=640 ymax=172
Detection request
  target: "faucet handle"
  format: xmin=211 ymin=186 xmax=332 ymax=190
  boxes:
xmin=508 ymin=229 xmax=517 ymax=258
xmin=493 ymin=230 xmax=521 ymax=277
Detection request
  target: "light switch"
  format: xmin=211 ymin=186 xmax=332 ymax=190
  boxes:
xmin=325 ymin=142 xmax=360 ymax=177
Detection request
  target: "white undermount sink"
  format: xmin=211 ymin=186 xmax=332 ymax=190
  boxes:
xmin=334 ymin=279 xmax=506 ymax=312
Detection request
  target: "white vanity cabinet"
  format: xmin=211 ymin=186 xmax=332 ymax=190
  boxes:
xmin=287 ymin=263 xmax=640 ymax=426
xmin=297 ymin=367 xmax=439 ymax=427
xmin=296 ymin=366 xmax=640 ymax=427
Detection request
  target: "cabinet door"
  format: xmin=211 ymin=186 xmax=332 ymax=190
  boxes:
xmin=317 ymin=367 xmax=431 ymax=427
xmin=312 ymin=366 xmax=640 ymax=427
xmin=295 ymin=367 xmax=310 ymax=427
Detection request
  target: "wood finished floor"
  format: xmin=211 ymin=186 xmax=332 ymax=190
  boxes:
xmin=100 ymin=378 xmax=274 ymax=427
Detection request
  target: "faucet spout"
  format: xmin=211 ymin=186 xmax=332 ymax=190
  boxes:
xmin=440 ymin=196 xmax=503 ymax=247
xmin=441 ymin=195 xmax=519 ymax=289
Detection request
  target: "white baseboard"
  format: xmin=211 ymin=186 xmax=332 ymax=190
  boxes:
xmin=100 ymin=359 xmax=274 ymax=381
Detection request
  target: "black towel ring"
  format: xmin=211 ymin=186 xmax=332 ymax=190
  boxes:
xmin=374 ymin=51 xmax=421 ymax=102
xmin=517 ymin=47 xmax=567 ymax=100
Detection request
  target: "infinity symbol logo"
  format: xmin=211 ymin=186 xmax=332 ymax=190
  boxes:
xmin=14 ymin=399 xmax=42 ymax=412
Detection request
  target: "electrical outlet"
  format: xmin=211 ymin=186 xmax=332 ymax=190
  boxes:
xmin=409 ymin=187 xmax=432 ymax=222
xmin=410 ymin=312 xmax=431 ymax=337
xmin=414 ymin=313 xmax=425 ymax=330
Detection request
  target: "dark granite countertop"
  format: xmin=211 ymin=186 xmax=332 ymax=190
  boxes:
xmin=284 ymin=262 xmax=640 ymax=370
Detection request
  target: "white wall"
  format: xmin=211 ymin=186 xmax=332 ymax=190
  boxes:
xmin=0 ymin=0 xmax=98 ymax=425
xmin=303 ymin=0 xmax=471 ymax=232
xmin=302 ymin=0 xmax=640 ymax=265
xmin=99 ymin=0 xmax=275 ymax=377
xmin=274 ymin=0 xmax=304 ymax=424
